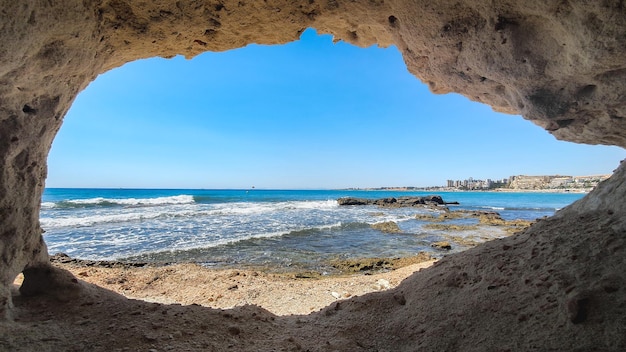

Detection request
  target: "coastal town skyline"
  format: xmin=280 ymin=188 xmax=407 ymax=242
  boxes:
xmin=347 ymin=173 xmax=611 ymax=192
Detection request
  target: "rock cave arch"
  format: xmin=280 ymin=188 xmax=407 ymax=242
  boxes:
xmin=1 ymin=0 xmax=625 ymax=349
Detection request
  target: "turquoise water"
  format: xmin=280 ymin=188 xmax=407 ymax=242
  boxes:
xmin=41 ymin=188 xmax=585 ymax=271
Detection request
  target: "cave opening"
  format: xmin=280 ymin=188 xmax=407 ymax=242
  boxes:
xmin=37 ymin=28 xmax=624 ymax=291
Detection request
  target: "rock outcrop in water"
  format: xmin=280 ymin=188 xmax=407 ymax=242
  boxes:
xmin=1 ymin=0 xmax=625 ymax=349
xmin=338 ymin=195 xmax=446 ymax=207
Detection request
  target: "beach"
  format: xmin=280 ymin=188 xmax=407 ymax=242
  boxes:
xmin=14 ymin=256 xmax=435 ymax=316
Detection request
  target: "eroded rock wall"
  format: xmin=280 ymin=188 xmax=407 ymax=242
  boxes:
xmin=0 ymin=0 xmax=625 ymax=324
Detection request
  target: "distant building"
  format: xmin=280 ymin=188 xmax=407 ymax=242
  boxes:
xmin=441 ymin=174 xmax=608 ymax=191
xmin=508 ymin=175 xmax=554 ymax=190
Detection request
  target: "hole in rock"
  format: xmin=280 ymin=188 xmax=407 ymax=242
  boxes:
xmin=22 ymin=104 xmax=37 ymax=115
xmin=40 ymin=28 xmax=625 ymax=315
xmin=388 ymin=15 xmax=398 ymax=26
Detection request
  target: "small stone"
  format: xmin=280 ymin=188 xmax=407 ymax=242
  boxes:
xmin=374 ymin=279 xmax=391 ymax=290
xmin=331 ymin=291 xmax=341 ymax=299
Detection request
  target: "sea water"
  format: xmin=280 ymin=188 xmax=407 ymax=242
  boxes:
xmin=41 ymin=188 xmax=585 ymax=271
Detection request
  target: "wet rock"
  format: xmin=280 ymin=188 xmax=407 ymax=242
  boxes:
xmin=424 ymin=224 xmax=479 ymax=231
xmin=49 ymin=253 xmax=158 ymax=269
xmin=338 ymin=196 xmax=447 ymax=208
xmin=330 ymin=252 xmax=433 ymax=273
xmin=436 ymin=212 xmax=467 ymax=221
xmin=337 ymin=197 xmax=374 ymax=206
xmin=390 ymin=253 xmax=434 ymax=267
xmin=449 ymin=236 xmax=482 ymax=247
xmin=431 ymin=241 xmax=452 ymax=250
xmin=371 ymin=221 xmax=402 ymax=233
xmin=474 ymin=211 xmax=506 ymax=225
xmin=415 ymin=213 xmax=440 ymax=221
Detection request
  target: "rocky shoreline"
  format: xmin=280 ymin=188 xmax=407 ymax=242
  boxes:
xmin=340 ymin=196 xmax=534 ymax=253
xmin=47 ymin=203 xmax=533 ymax=277
xmin=48 ymin=251 xmax=437 ymax=279
xmin=337 ymin=195 xmax=459 ymax=207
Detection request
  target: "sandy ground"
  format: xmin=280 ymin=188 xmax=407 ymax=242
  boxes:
xmin=3 ymin=259 xmax=438 ymax=352
xmin=13 ymin=259 xmax=436 ymax=316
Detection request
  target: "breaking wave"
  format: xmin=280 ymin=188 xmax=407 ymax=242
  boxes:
xmin=42 ymin=195 xmax=196 ymax=209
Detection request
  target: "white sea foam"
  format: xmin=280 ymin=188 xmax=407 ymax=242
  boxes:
xmin=141 ymin=221 xmax=349 ymax=257
xmin=40 ymin=199 xmax=336 ymax=229
xmin=45 ymin=195 xmax=196 ymax=208
xmin=170 ymin=230 xmax=289 ymax=251
xmin=484 ymin=206 xmax=506 ymax=210
xmin=213 ymin=202 xmax=276 ymax=215
xmin=41 ymin=209 xmax=171 ymax=228
xmin=287 ymin=199 xmax=338 ymax=209
xmin=317 ymin=222 xmax=343 ymax=231
xmin=206 ymin=200 xmax=337 ymax=216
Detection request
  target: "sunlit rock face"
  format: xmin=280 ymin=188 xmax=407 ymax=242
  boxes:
xmin=0 ymin=0 xmax=624 ymax=339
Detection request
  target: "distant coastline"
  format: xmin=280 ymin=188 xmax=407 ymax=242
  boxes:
xmin=343 ymin=173 xmax=610 ymax=194
xmin=341 ymin=187 xmax=591 ymax=194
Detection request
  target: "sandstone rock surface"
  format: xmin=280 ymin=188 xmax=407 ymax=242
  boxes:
xmin=1 ymin=0 xmax=626 ymax=349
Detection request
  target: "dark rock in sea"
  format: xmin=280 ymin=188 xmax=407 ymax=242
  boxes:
xmin=49 ymin=252 xmax=156 ymax=269
xmin=431 ymin=241 xmax=453 ymax=250
xmin=472 ymin=211 xmax=505 ymax=225
xmin=50 ymin=252 xmax=74 ymax=263
xmin=337 ymin=197 xmax=379 ymax=206
xmin=337 ymin=195 xmax=449 ymax=208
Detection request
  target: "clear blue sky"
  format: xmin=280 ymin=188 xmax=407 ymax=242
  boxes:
xmin=46 ymin=29 xmax=625 ymax=189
